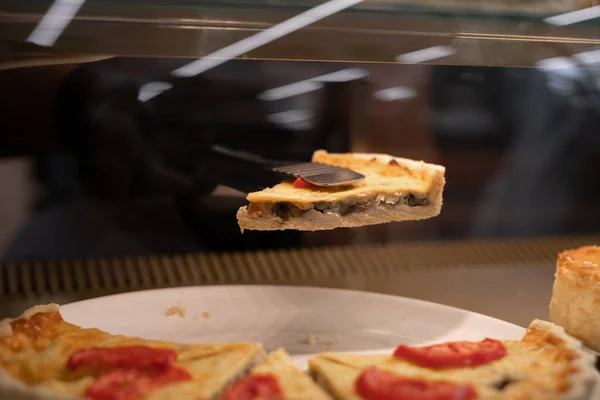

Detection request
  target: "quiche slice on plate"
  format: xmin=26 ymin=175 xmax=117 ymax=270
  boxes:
xmin=308 ymin=320 xmax=598 ymax=400
xmin=237 ymin=150 xmax=445 ymax=231
xmin=0 ymin=304 xmax=264 ymax=400
xmin=222 ymin=348 xmax=332 ymax=400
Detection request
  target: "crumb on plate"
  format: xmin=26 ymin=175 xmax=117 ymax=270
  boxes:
xmin=304 ymin=333 xmax=338 ymax=350
xmin=166 ymin=305 xmax=186 ymax=318
xmin=304 ymin=333 xmax=317 ymax=345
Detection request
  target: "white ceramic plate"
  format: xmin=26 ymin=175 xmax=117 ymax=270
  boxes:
xmin=60 ymin=285 xmax=526 ymax=369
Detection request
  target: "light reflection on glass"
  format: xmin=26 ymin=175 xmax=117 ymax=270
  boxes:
xmin=396 ymin=46 xmax=455 ymax=64
xmin=544 ymin=5 xmax=600 ymax=26
xmin=27 ymin=0 xmax=87 ymax=47
xmin=574 ymin=48 xmax=600 ymax=65
xmin=171 ymin=0 xmax=365 ymax=78
xmin=138 ymin=82 xmax=174 ymax=103
xmin=258 ymin=68 xmax=369 ymax=101
xmin=535 ymin=57 xmax=577 ymax=71
xmin=374 ymin=87 xmax=417 ymax=102
xmin=267 ymin=110 xmax=314 ymax=130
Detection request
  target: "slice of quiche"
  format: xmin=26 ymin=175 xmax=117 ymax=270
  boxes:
xmin=222 ymin=348 xmax=332 ymax=400
xmin=308 ymin=320 xmax=598 ymax=400
xmin=236 ymin=150 xmax=445 ymax=231
xmin=550 ymin=245 xmax=600 ymax=353
xmin=0 ymin=304 xmax=264 ymax=400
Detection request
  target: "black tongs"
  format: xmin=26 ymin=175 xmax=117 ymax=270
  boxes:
xmin=199 ymin=145 xmax=365 ymax=193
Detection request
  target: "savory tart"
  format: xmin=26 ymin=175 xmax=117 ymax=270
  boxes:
xmin=221 ymin=348 xmax=332 ymax=400
xmin=0 ymin=304 xmax=264 ymax=400
xmin=550 ymin=245 xmax=600 ymax=352
xmin=237 ymin=150 xmax=446 ymax=231
xmin=308 ymin=320 xmax=597 ymax=400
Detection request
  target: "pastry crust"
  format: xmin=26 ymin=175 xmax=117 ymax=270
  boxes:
xmin=550 ymin=245 xmax=600 ymax=352
xmin=0 ymin=305 xmax=264 ymax=400
xmin=248 ymin=348 xmax=332 ymax=400
xmin=3 ymin=306 xmax=596 ymax=400
xmin=309 ymin=319 xmax=598 ymax=400
xmin=237 ymin=151 xmax=445 ymax=231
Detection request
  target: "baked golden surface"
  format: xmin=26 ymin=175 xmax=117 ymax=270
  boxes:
xmin=550 ymin=245 xmax=600 ymax=352
xmin=2 ymin=305 xmax=596 ymax=400
xmin=309 ymin=320 xmax=596 ymax=400
xmin=556 ymin=246 xmax=600 ymax=280
xmin=247 ymin=151 xmax=444 ymax=204
xmin=0 ymin=306 xmax=263 ymax=400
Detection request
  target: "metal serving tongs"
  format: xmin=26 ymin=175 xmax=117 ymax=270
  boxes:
xmin=198 ymin=145 xmax=365 ymax=193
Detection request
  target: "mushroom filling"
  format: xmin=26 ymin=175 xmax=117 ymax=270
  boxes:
xmin=493 ymin=377 xmax=519 ymax=391
xmin=249 ymin=193 xmax=429 ymax=220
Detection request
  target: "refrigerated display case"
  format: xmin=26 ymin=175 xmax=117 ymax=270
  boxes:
xmin=1 ymin=0 xmax=600 ymax=338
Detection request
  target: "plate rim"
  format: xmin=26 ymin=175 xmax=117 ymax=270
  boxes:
xmin=60 ymin=284 xmax=527 ymax=333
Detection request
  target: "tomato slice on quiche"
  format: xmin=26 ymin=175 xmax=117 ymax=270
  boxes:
xmin=221 ymin=375 xmax=283 ymax=400
xmin=222 ymin=348 xmax=331 ymax=400
xmin=292 ymin=177 xmax=317 ymax=189
xmin=393 ymin=338 xmax=507 ymax=369
xmin=67 ymin=346 xmax=179 ymax=372
xmin=355 ymin=367 xmax=477 ymax=400
xmin=85 ymin=366 xmax=192 ymax=400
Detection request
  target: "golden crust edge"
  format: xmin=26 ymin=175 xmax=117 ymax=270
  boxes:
xmin=525 ymin=319 xmax=598 ymax=400
xmin=550 ymin=247 xmax=600 ymax=353
xmin=0 ymin=304 xmax=60 ymax=337
xmin=556 ymin=246 xmax=600 ymax=279
xmin=312 ymin=150 xmax=446 ymax=175
xmin=0 ymin=304 xmax=81 ymax=400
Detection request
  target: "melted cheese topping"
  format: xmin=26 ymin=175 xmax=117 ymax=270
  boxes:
xmin=309 ymin=321 xmax=594 ymax=400
xmin=0 ymin=310 xmax=263 ymax=399
xmin=247 ymin=151 xmax=444 ymax=204
xmin=250 ymin=349 xmax=331 ymax=400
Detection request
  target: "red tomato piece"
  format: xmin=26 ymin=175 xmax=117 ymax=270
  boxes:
xmin=292 ymin=177 xmax=315 ymax=189
xmin=85 ymin=366 xmax=191 ymax=400
xmin=67 ymin=346 xmax=177 ymax=372
xmin=355 ymin=367 xmax=477 ymax=400
xmin=393 ymin=338 xmax=507 ymax=369
xmin=221 ymin=374 xmax=283 ymax=400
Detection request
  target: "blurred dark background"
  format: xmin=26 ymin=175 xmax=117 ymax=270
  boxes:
xmin=0 ymin=57 xmax=599 ymax=262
